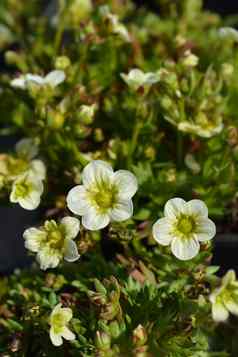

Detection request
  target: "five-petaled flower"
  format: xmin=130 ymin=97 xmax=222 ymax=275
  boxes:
xmin=120 ymin=68 xmax=160 ymax=91
xmin=11 ymin=70 xmax=65 ymax=89
xmin=23 ymin=217 xmax=80 ymax=270
xmin=152 ymin=198 xmax=216 ymax=260
xmin=210 ymin=270 xmax=238 ymax=322
xmin=67 ymin=160 xmax=138 ymax=230
xmin=49 ymin=303 xmax=75 ymax=346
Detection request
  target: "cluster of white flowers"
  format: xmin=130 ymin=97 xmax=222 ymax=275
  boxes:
xmin=0 ymin=138 xmax=46 ymax=210
xmin=210 ymin=270 xmax=238 ymax=322
xmin=152 ymin=198 xmax=216 ymax=260
xmin=21 ymin=159 xmax=219 ymax=347
xmin=11 ymin=70 xmax=65 ymax=90
xmin=23 ymin=160 xmax=137 ymax=269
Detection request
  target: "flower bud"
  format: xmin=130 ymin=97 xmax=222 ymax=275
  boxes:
xmin=55 ymin=56 xmax=71 ymax=70
xmin=94 ymin=128 xmax=104 ymax=142
xmin=181 ymin=51 xmax=199 ymax=67
xmin=132 ymin=324 xmax=147 ymax=347
xmin=95 ymin=331 xmax=111 ymax=351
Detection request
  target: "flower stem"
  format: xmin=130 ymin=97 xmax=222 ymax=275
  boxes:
xmin=127 ymin=116 xmax=143 ymax=169
xmin=177 ymin=131 xmax=183 ymax=168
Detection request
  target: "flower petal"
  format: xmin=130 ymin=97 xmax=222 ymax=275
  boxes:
xmin=11 ymin=77 xmax=26 ymax=88
xmin=224 ymin=297 xmax=238 ymax=316
xmin=212 ymin=301 xmax=229 ymax=322
xmin=19 ymin=194 xmax=41 ymax=210
xmin=19 ymin=181 xmax=43 ymax=210
xmin=66 ymin=185 xmax=90 ymax=215
xmin=171 ymin=236 xmax=200 ymax=260
xmin=82 ymin=207 xmax=110 ymax=230
xmin=30 ymin=160 xmax=46 ymax=180
xmin=185 ymin=199 xmax=208 ymax=217
xmin=23 ymin=227 xmax=46 ymax=252
xmin=61 ymin=327 xmax=75 ymax=341
xmin=222 ymin=270 xmax=236 ymax=287
xmin=50 ymin=329 xmax=63 ymax=346
xmin=61 ymin=216 xmax=80 ymax=239
xmin=15 ymin=138 xmax=38 ymax=160
xmin=110 ymin=199 xmax=133 ymax=221
xmin=26 ymin=74 xmax=45 ymax=85
xmin=64 ymin=239 xmax=80 ymax=262
xmin=113 ymin=170 xmax=138 ymax=200
xmin=152 ymin=217 xmax=173 ymax=246
xmin=164 ymin=198 xmax=186 ymax=219
xmin=82 ymin=160 xmax=114 ymax=188
xmin=195 ymin=217 xmax=216 ymax=242
xmin=37 ymin=248 xmax=60 ymax=270
xmin=45 ymin=70 xmax=66 ymax=87
xmin=60 ymin=307 xmax=73 ymax=322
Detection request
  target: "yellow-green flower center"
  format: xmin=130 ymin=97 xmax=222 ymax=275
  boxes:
xmin=176 ymin=215 xmax=195 ymax=236
xmin=14 ymin=180 xmax=32 ymax=198
xmin=88 ymin=179 xmax=118 ymax=213
xmin=44 ymin=220 xmax=65 ymax=250
xmin=48 ymin=230 xmax=64 ymax=249
xmin=51 ymin=312 xmax=66 ymax=333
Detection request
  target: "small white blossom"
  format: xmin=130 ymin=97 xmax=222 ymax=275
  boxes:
xmin=153 ymin=198 xmax=216 ymax=261
xmin=11 ymin=70 xmax=65 ymax=89
xmin=107 ymin=13 xmax=130 ymax=42
xmin=23 ymin=217 xmax=80 ymax=270
xmin=14 ymin=138 xmax=46 ymax=180
xmin=120 ymin=68 xmax=160 ymax=91
xmin=10 ymin=172 xmax=44 ymax=210
xmin=210 ymin=270 xmax=238 ymax=322
xmin=49 ymin=304 xmax=75 ymax=346
xmin=67 ymin=160 xmax=138 ymax=230
xmin=178 ymin=112 xmax=224 ymax=138
xmin=181 ymin=50 xmax=199 ymax=67
xmin=79 ymin=104 xmax=97 ymax=124
xmin=219 ymin=27 xmax=238 ymax=42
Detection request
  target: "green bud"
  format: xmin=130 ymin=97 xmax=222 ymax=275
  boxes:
xmin=95 ymin=331 xmax=111 ymax=351
xmin=55 ymin=56 xmax=71 ymax=70
xmin=94 ymin=128 xmax=104 ymax=142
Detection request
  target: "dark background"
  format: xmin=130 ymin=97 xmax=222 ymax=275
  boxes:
xmin=134 ymin=0 xmax=238 ymax=15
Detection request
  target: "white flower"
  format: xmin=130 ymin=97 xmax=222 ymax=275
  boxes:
xmin=67 ymin=160 xmax=138 ymax=230
xmin=219 ymin=27 xmax=238 ymax=42
xmin=23 ymin=217 xmax=80 ymax=270
xmin=152 ymin=198 xmax=216 ymax=260
xmin=11 ymin=70 xmax=65 ymax=89
xmin=107 ymin=13 xmax=130 ymax=42
xmin=10 ymin=172 xmax=44 ymax=210
xmin=178 ymin=112 xmax=224 ymax=138
xmin=49 ymin=304 xmax=75 ymax=346
xmin=120 ymin=69 xmax=160 ymax=91
xmin=210 ymin=270 xmax=238 ymax=322
xmin=181 ymin=50 xmax=199 ymax=67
